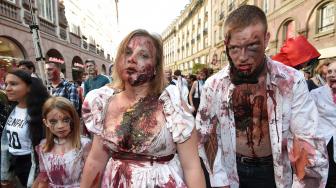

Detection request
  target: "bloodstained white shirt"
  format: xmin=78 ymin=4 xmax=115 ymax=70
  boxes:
xmin=311 ymin=85 xmax=336 ymax=162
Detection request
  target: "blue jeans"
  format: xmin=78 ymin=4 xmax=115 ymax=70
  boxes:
xmin=237 ymin=156 xmax=276 ymax=188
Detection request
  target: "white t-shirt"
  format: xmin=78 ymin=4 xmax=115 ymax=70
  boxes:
xmin=5 ymin=106 xmax=32 ymax=155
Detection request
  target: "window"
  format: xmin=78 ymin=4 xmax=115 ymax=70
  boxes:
xmin=37 ymin=0 xmax=54 ymax=22
xmin=318 ymin=3 xmax=335 ymax=33
xmin=263 ymin=0 xmax=269 ymax=14
xmin=70 ymin=24 xmax=80 ymax=35
xmin=283 ymin=20 xmax=295 ymax=41
xmin=219 ymin=25 xmax=223 ymax=41
xmin=204 ymin=36 xmax=208 ymax=48
xmin=214 ymin=30 xmax=217 ymax=44
xmin=228 ymin=0 xmax=234 ymax=11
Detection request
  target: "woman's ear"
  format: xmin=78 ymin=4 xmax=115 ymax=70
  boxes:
xmin=43 ymin=119 xmax=49 ymax=128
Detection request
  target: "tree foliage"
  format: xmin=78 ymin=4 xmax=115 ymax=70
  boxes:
xmin=192 ymin=63 xmax=207 ymax=74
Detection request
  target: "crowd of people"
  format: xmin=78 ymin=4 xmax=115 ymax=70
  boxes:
xmin=0 ymin=5 xmax=335 ymax=188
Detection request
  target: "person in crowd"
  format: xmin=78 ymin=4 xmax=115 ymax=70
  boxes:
xmin=80 ymin=72 xmax=88 ymax=95
xmin=0 ymin=64 xmax=6 ymax=90
xmin=207 ymin=68 xmax=214 ymax=78
xmin=196 ymin=5 xmax=328 ymax=188
xmin=311 ymin=58 xmax=336 ymax=188
xmin=172 ymin=69 xmax=192 ymax=112
xmin=32 ymin=97 xmax=91 ymax=188
xmin=80 ymin=29 xmax=205 ymax=188
xmin=83 ymin=59 xmax=110 ymax=97
xmin=18 ymin=60 xmax=39 ymax=78
xmin=164 ymin=68 xmax=175 ymax=85
xmin=189 ymin=69 xmax=206 ymax=117
xmin=187 ymin=74 xmax=197 ymax=91
xmin=1 ymin=69 xmax=49 ymax=187
xmin=45 ymin=61 xmax=80 ymax=112
xmin=307 ymin=59 xmax=330 ymax=91
xmin=107 ymin=64 xmax=114 ymax=82
xmin=0 ymin=90 xmax=13 ymax=138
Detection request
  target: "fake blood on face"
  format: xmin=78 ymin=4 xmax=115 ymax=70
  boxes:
xmin=121 ymin=36 xmax=157 ymax=87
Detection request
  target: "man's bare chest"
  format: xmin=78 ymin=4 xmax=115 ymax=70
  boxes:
xmin=232 ymin=83 xmax=272 ymax=156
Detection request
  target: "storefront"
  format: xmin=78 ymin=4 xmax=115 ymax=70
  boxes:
xmin=72 ymin=56 xmax=84 ymax=83
xmin=0 ymin=36 xmax=26 ymax=89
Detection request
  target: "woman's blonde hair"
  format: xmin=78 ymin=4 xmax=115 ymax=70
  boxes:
xmin=42 ymin=97 xmax=81 ymax=152
xmin=112 ymin=29 xmax=166 ymax=95
xmin=315 ymin=58 xmax=333 ymax=75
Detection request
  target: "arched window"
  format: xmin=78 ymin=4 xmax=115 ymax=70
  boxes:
xmin=0 ymin=36 xmax=26 ymax=86
xmin=317 ymin=2 xmax=335 ymax=33
xmin=102 ymin=64 xmax=107 ymax=75
xmin=72 ymin=56 xmax=84 ymax=82
xmin=283 ymin=20 xmax=295 ymax=41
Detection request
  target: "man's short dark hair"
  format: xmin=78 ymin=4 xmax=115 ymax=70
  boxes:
xmin=18 ymin=60 xmax=35 ymax=72
xmin=85 ymin=59 xmax=96 ymax=65
xmin=224 ymin=5 xmax=267 ymax=41
xmin=174 ymin=69 xmax=182 ymax=76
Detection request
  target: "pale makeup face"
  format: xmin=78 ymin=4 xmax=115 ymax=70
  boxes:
xmin=227 ymin=23 xmax=270 ymax=75
xmin=85 ymin=62 xmax=96 ymax=75
xmin=326 ymin=62 xmax=336 ymax=92
xmin=44 ymin=109 xmax=72 ymax=139
xmin=5 ymin=74 xmax=30 ymax=102
xmin=120 ymin=36 xmax=157 ymax=86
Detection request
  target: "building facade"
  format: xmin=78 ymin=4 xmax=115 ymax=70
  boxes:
xmin=0 ymin=0 xmax=116 ymax=82
xmin=162 ymin=0 xmax=212 ymax=74
xmin=162 ymin=0 xmax=336 ymax=73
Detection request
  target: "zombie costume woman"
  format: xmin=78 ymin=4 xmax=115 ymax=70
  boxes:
xmin=82 ymin=85 xmax=194 ymax=187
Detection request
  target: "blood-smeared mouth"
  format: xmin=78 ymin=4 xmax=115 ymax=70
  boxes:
xmin=126 ymin=67 xmax=137 ymax=74
xmin=238 ymin=65 xmax=252 ymax=72
xmin=330 ymin=80 xmax=336 ymax=88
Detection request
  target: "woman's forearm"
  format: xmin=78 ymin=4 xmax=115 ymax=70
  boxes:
xmin=184 ymin=167 xmax=206 ymax=188
xmin=80 ymin=135 xmax=109 ymax=188
xmin=80 ymin=157 xmax=107 ymax=188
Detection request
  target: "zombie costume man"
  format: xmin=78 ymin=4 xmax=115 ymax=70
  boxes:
xmin=196 ymin=5 xmax=328 ymax=188
xmin=45 ymin=62 xmax=79 ymax=111
xmin=311 ymin=59 xmax=336 ymax=188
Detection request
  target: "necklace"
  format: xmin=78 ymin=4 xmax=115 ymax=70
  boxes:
xmin=53 ymin=138 xmax=67 ymax=145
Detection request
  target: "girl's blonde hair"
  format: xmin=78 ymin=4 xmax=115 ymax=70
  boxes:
xmin=112 ymin=29 xmax=166 ymax=95
xmin=42 ymin=97 xmax=81 ymax=152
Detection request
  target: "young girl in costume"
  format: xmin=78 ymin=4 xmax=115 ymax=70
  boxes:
xmin=33 ymin=97 xmax=91 ymax=188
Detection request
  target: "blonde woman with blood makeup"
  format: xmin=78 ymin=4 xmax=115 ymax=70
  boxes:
xmin=81 ymin=29 xmax=205 ymax=188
